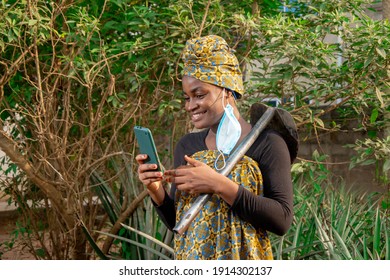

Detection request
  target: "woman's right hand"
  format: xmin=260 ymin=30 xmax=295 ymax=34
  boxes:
xmin=135 ymin=154 xmax=163 ymax=193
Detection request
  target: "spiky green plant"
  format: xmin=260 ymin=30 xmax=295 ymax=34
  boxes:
xmin=89 ymin=153 xmax=174 ymax=260
xmin=271 ymin=155 xmax=389 ymax=260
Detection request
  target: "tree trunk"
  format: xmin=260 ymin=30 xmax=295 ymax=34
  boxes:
xmin=73 ymin=226 xmax=87 ymax=260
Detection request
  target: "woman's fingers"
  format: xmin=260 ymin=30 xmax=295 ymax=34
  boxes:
xmin=139 ymin=166 xmax=162 ymax=180
xmin=184 ymin=155 xmax=203 ymax=167
xmin=163 ymin=157 xmax=215 ymax=194
xmin=136 ymin=154 xmax=163 ymax=187
xmin=138 ymin=163 xmax=160 ymax=173
xmin=135 ymin=154 xmax=148 ymax=164
xmin=164 ymin=164 xmax=191 ymax=182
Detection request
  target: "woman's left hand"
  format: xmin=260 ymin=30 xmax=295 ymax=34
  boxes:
xmin=164 ymin=155 xmax=220 ymax=195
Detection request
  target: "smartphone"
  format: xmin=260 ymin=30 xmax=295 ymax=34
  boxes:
xmin=133 ymin=126 xmax=163 ymax=171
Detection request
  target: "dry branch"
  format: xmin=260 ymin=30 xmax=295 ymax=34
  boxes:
xmin=102 ymin=189 xmax=149 ymax=255
xmin=0 ymin=130 xmax=75 ymax=231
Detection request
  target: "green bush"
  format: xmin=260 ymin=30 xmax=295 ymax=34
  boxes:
xmin=0 ymin=0 xmax=388 ymax=259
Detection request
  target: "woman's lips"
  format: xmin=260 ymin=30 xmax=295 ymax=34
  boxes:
xmin=191 ymin=111 xmax=205 ymax=122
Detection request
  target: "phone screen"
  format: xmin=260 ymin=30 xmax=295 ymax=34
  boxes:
xmin=133 ymin=126 xmax=162 ymax=171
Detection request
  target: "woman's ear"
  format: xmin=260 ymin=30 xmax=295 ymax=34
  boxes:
xmin=228 ymin=90 xmax=237 ymax=102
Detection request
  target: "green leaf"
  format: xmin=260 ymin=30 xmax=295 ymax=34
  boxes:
xmin=336 ymin=197 xmax=351 ymax=238
xmin=313 ymin=182 xmax=321 ymax=192
xmin=314 ymin=117 xmax=325 ymax=128
xmin=364 ymin=53 xmax=374 ymax=68
xmin=360 ymin=159 xmax=376 ymax=166
xmin=81 ymin=225 xmax=108 ymax=260
xmin=290 ymin=219 xmax=302 ymax=260
xmin=96 ymin=231 xmax=172 ymax=260
xmin=28 ymin=19 xmax=37 ymax=26
xmin=35 ymin=248 xmax=46 ymax=258
xmin=376 ymin=47 xmax=386 ymax=59
xmin=91 ymin=172 xmax=121 ymax=224
xmin=370 ymin=108 xmax=379 ymax=124
xmin=373 ymin=207 xmax=381 ymax=256
xmin=291 ymin=162 xmax=304 ymax=173
xmin=332 ymin=227 xmax=352 ymax=260
xmin=375 ymin=88 xmax=385 ymax=108
xmin=386 ymin=225 xmax=389 ymax=260
xmin=120 ymin=223 xmax=174 ymax=255
xmin=383 ymin=159 xmax=390 ymax=173
xmin=363 ymin=236 xmax=368 ymax=260
xmin=311 ymin=209 xmax=335 ymax=259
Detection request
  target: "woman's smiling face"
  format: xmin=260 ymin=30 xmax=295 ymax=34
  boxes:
xmin=182 ymin=75 xmax=225 ymax=131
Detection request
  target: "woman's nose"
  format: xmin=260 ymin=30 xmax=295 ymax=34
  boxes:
xmin=186 ymin=98 xmax=198 ymax=111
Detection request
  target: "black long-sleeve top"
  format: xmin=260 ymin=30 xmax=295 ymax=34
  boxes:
xmin=154 ymin=128 xmax=293 ymax=236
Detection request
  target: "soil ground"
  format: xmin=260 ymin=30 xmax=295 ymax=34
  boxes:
xmin=0 ymin=195 xmax=35 ymax=260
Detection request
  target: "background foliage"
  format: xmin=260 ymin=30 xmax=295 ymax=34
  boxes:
xmin=0 ymin=0 xmax=388 ymax=259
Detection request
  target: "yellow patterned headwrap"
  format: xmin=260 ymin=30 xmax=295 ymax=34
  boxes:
xmin=182 ymin=35 xmax=244 ymax=98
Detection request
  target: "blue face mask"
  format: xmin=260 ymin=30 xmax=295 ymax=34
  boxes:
xmin=215 ymin=90 xmax=241 ymax=170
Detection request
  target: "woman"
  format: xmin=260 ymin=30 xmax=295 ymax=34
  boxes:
xmin=136 ymin=35 xmax=293 ymax=260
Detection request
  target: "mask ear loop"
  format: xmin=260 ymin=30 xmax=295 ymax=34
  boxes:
xmin=214 ymin=150 xmax=226 ymax=171
xmin=221 ymin=88 xmax=227 ymax=109
xmin=215 ymin=88 xmax=227 ymax=171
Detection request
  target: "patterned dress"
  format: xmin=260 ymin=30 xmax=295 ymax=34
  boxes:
xmin=174 ymin=150 xmax=273 ymax=260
